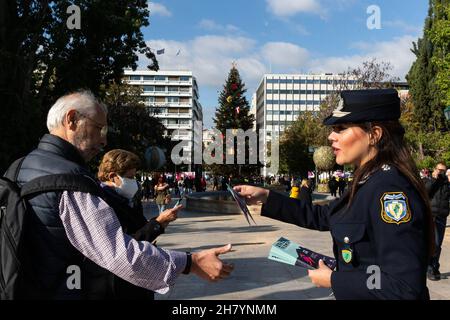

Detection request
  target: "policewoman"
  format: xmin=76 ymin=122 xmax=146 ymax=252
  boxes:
xmin=235 ymin=89 xmax=434 ymax=300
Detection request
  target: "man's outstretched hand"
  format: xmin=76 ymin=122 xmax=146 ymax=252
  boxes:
xmin=191 ymin=244 xmax=234 ymax=282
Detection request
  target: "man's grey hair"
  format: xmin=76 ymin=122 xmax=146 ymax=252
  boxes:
xmin=46 ymin=89 xmax=107 ymax=131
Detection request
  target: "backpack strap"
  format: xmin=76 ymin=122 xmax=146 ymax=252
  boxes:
xmin=21 ymin=174 xmax=103 ymax=198
xmin=4 ymin=157 xmax=26 ymax=181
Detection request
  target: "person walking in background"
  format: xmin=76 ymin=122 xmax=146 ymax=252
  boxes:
xmin=213 ymin=176 xmax=219 ymax=191
xmin=298 ymin=179 xmax=312 ymax=205
xmin=328 ymin=176 xmax=338 ymax=197
xmin=290 ymin=180 xmax=300 ymax=199
xmin=155 ymin=176 xmax=170 ymax=214
xmin=337 ymin=177 xmax=346 ymax=197
xmin=424 ymin=162 xmax=449 ymax=281
xmin=142 ymin=176 xmax=151 ymax=201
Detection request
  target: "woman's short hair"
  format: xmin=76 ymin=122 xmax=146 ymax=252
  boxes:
xmin=98 ymin=149 xmax=141 ymax=181
xmin=47 ymin=89 xmax=107 ymax=131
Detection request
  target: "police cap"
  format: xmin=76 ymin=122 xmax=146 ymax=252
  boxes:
xmin=323 ymin=88 xmax=400 ymax=125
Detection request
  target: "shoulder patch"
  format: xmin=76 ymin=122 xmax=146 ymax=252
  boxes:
xmin=380 ymin=192 xmax=411 ymax=224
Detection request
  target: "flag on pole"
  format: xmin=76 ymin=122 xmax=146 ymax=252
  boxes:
xmin=176 ymin=49 xmax=181 ymax=56
xmin=156 ymin=48 xmax=165 ymax=55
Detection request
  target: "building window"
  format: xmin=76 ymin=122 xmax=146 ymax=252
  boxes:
xmin=155 ymin=75 xmax=166 ymax=81
xmin=143 ymin=76 xmax=154 ymax=81
xmin=155 ymin=86 xmax=165 ymax=92
xmin=169 ymin=86 xmax=178 ymax=92
xmin=143 ymin=85 xmax=154 ymax=92
xmin=180 ymin=76 xmax=190 ymax=82
xmin=167 ymin=97 xmax=179 ymax=103
xmin=130 ymin=75 xmax=141 ymax=81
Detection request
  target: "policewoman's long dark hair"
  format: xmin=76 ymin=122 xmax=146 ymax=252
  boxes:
xmin=348 ymin=120 xmax=435 ymax=256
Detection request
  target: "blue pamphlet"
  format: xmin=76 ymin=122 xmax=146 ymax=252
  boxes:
xmin=268 ymin=237 xmax=336 ymax=270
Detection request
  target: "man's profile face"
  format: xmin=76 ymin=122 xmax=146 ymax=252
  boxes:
xmin=72 ymin=106 xmax=107 ymax=161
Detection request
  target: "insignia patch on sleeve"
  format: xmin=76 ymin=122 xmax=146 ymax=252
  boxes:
xmin=380 ymin=192 xmax=411 ymax=224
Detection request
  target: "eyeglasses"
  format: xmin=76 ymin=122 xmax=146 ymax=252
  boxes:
xmin=77 ymin=112 xmax=108 ymax=137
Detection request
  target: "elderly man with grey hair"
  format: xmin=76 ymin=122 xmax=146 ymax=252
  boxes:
xmin=5 ymin=90 xmax=234 ymax=299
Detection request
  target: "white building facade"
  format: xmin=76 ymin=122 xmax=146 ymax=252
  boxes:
xmin=255 ymin=73 xmax=357 ymax=176
xmin=124 ymin=70 xmax=203 ymax=170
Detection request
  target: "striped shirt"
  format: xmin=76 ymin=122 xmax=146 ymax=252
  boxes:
xmin=58 ymin=191 xmax=187 ymax=294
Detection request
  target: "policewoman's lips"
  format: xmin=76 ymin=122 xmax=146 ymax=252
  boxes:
xmin=332 ymin=146 xmax=340 ymax=155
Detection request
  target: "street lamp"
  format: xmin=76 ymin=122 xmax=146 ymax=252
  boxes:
xmin=445 ymin=106 xmax=450 ymax=121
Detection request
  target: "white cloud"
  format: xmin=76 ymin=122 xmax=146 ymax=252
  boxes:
xmin=140 ymin=34 xmax=418 ymax=127
xmin=261 ymin=42 xmax=309 ymax=69
xmin=309 ymin=35 xmax=417 ymax=80
xmin=266 ymin=0 xmax=323 ymax=17
xmin=148 ymin=2 xmax=172 ymax=17
xmin=198 ymin=19 xmax=240 ymax=33
xmin=143 ymin=36 xmax=261 ymax=88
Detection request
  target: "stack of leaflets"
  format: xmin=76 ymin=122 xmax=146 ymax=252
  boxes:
xmin=268 ymin=237 xmax=336 ymax=270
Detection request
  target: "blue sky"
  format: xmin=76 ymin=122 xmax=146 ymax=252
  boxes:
xmin=141 ymin=0 xmax=428 ymax=128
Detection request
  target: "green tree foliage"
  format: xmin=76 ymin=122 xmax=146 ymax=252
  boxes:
xmin=428 ymin=0 xmax=450 ymax=106
xmin=405 ymin=0 xmax=450 ymax=169
xmin=211 ymin=64 xmax=258 ymax=177
xmin=279 ymin=115 xmax=315 ymax=176
xmin=0 ymin=0 xmax=158 ymax=172
xmin=407 ymin=0 xmax=447 ymax=132
xmin=214 ymin=65 xmax=254 ymax=133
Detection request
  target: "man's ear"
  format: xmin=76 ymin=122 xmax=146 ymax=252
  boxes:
xmin=66 ymin=109 xmax=78 ymax=130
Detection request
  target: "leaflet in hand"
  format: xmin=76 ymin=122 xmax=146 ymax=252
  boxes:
xmin=226 ymin=183 xmax=256 ymax=226
xmin=268 ymin=237 xmax=336 ymax=270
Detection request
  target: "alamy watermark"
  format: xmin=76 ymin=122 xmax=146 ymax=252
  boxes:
xmin=170 ymin=121 xmax=279 ymax=174
xmin=366 ymin=265 xmax=381 ymax=290
xmin=367 ymin=5 xmax=381 ymax=30
xmin=66 ymin=4 xmax=81 ymax=30
xmin=66 ymin=265 xmax=81 ymax=290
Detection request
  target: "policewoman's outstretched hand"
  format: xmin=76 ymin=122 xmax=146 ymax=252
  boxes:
xmin=308 ymin=260 xmax=332 ymax=288
xmin=233 ymin=185 xmax=270 ymax=206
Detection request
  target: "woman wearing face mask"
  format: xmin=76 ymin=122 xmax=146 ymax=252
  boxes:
xmin=96 ymin=149 xmax=180 ymax=299
xmin=234 ymin=89 xmax=434 ymax=300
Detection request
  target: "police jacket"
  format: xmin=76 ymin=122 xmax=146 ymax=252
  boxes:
xmin=424 ymin=176 xmax=449 ymax=218
xmin=14 ymin=134 xmax=105 ymax=299
xmin=262 ymin=165 xmax=430 ymax=300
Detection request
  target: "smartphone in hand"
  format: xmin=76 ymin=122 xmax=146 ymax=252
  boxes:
xmin=174 ymin=198 xmax=183 ymax=207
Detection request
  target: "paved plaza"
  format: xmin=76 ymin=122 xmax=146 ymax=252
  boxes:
xmin=143 ymin=195 xmax=450 ymax=300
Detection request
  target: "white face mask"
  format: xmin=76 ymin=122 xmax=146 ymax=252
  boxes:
xmin=115 ymin=176 xmax=139 ymax=200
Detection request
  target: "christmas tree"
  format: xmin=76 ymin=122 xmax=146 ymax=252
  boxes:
xmin=211 ymin=63 xmax=259 ymax=179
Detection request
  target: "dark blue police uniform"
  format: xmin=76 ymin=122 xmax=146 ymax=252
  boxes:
xmin=262 ymin=165 xmax=430 ymax=299
xmin=262 ymin=89 xmax=431 ymax=300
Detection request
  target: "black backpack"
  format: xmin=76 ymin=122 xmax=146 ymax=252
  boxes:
xmin=0 ymin=157 xmax=102 ymax=300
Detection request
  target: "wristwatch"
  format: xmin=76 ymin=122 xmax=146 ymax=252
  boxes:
xmin=182 ymin=252 xmax=192 ymax=274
